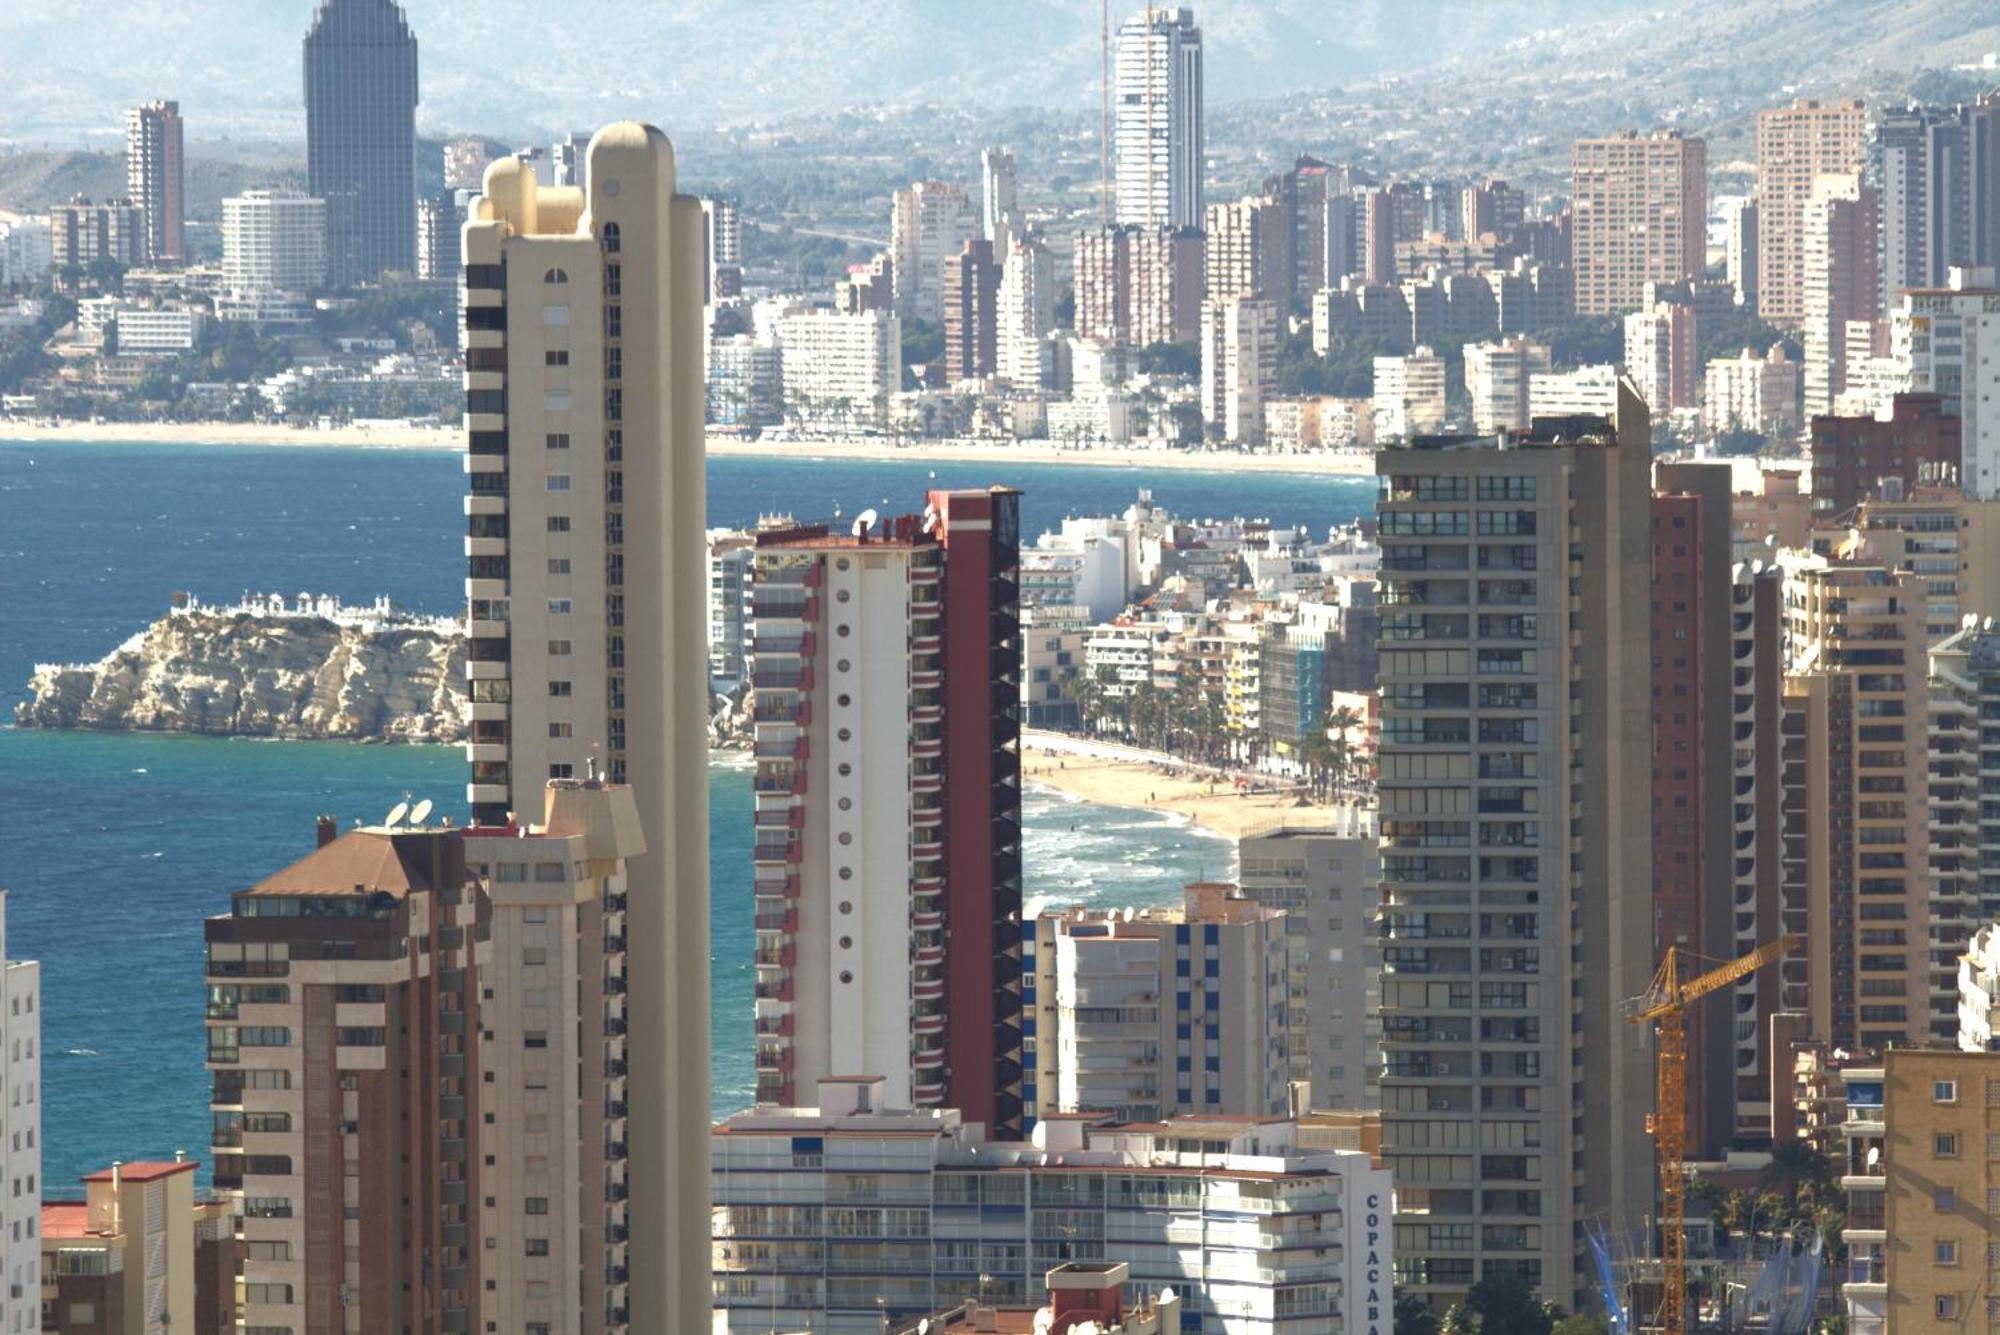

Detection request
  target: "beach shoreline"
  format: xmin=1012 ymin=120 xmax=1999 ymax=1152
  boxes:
xmin=1021 ymin=730 xmax=1368 ymax=841
xmin=0 ymin=420 xmax=1378 ymax=475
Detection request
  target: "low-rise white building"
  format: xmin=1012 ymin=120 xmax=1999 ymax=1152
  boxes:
xmin=711 ymin=1080 xmax=1394 ymax=1335
xmin=1464 ymin=336 xmax=1552 ymax=434
xmin=76 ymin=297 xmax=207 ymax=353
xmin=1528 ymin=362 xmax=1621 ymax=420
xmin=1703 ymin=346 xmax=1801 ymax=437
xmin=1372 ymin=347 xmax=1447 ymax=440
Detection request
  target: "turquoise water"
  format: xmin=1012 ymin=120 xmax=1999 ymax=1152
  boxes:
xmin=0 ymin=440 xmax=1366 ymax=1186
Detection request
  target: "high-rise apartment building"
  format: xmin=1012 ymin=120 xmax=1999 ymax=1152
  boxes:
xmin=747 ymin=489 xmax=1025 ymax=1137
xmin=1870 ymin=95 xmax=2000 ymax=315
xmin=1371 ymin=347 xmax=1447 ymax=440
xmin=221 ymin=190 xmax=328 ymax=294
xmin=125 ymin=101 xmax=184 ymax=264
xmin=1114 ymin=6 xmax=1203 ymax=230
xmin=303 ymin=0 xmax=419 ymax=286
xmin=1374 ymin=388 xmax=1654 ymax=1308
xmin=941 ymin=237 xmax=1000 ymax=382
xmin=444 ymin=135 xmax=490 ymax=191
xmin=1265 ymin=155 xmax=1362 ymax=303
xmin=1835 ymin=1051 xmax=2000 ymax=1335
xmin=49 ymin=197 xmax=143 ymax=273
xmin=1570 ymin=131 xmax=1707 ymax=315
xmin=1624 ymin=302 xmax=1699 ymax=414
xmin=1464 ymin=337 xmax=1552 ymax=434
xmin=552 ymin=131 xmax=592 ymax=189
xmin=204 ymin=821 xmax=488 ymax=1334
xmin=1199 ymin=296 xmax=1278 ymax=445
xmin=1802 ymin=172 xmax=1880 ymax=416
xmin=459 ymin=123 xmax=713 ymax=1332
xmin=1892 ymin=266 xmax=2000 ymax=498
xmin=996 ymin=236 xmax=1055 ymax=386
xmin=414 ymin=195 xmax=454 ymax=282
xmin=1072 ymin=224 xmax=1204 ymax=347
xmin=700 ymin=197 xmax=742 ymax=303
xmin=1361 ymin=182 xmax=1427 ymax=287
xmin=711 ymin=1086 xmax=1393 ymax=1334
xmin=1237 ymin=818 xmax=1383 ymax=1111
xmin=1929 ymin=626 xmax=2000 ymax=1043
xmin=0 ymin=894 xmax=39 ymax=1335
xmin=463 ymin=780 xmax=644 ymax=1335
xmin=890 ymin=181 xmax=974 ymax=323
xmin=980 ymin=146 xmax=1021 ymax=256
xmin=1204 ymin=195 xmax=1284 ymax=302
xmin=1756 ymin=98 xmax=1869 ymax=326
xmin=1726 ymin=198 xmax=1760 ymax=312
xmin=1025 ymin=883 xmax=1292 ymax=1123
xmin=1781 ymin=548 xmax=1931 ymax=1052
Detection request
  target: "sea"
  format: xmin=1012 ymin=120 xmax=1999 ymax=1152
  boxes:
xmin=0 ymin=439 xmax=1373 ymax=1187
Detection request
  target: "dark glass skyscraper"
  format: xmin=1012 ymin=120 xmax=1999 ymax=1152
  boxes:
xmin=304 ymin=0 xmax=419 ymax=286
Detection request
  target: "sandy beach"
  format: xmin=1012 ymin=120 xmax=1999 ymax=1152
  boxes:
xmin=0 ymin=419 xmax=1378 ymax=475
xmin=1021 ymin=731 xmax=1368 ymax=841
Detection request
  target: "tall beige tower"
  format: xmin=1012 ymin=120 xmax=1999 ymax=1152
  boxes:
xmin=1571 ymin=130 xmax=1707 ymax=315
xmin=460 ymin=121 xmax=709 ymax=1332
xmin=1755 ymin=98 xmax=1868 ymax=327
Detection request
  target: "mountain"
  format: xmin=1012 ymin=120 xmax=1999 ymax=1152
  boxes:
xmin=0 ymin=1 xmax=1653 ymax=142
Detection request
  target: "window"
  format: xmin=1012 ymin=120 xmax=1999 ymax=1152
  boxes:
xmin=547 ymin=599 xmax=573 ymax=616
xmin=547 ymin=515 xmax=571 ymax=533
xmin=548 ymin=682 xmax=572 ymax=698
xmin=547 ymin=640 xmax=572 ymax=656
xmin=547 ymin=559 xmax=571 ymax=575
xmin=1935 ymin=1133 xmax=1959 ymax=1158
xmin=544 ymin=349 xmax=569 ymax=367
xmin=542 ymin=306 xmax=570 ymax=327
xmin=1937 ymin=1186 xmax=1957 ymax=1211
xmin=524 ymin=1031 xmax=548 ymax=1049
xmin=546 ymin=474 xmax=571 ymax=492
xmin=1936 ymin=1080 xmax=1960 ymax=1104
xmin=546 ymin=433 xmax=570 ymax=450
xmin=526 ymin=1197 xmax=549 ymax=1215
xmin=549 ymin=723 xmax=573 ymax=739
xmin=525 ymin=1238 xmax=550 ymax=1256
xmin=601 ymin=222 xmax=620 ymax=253
xmin=1937 ymin=1240 xmax=1959 ymax=1265
xmin=1938 ymin=1295 xmax=1959 ymax=1320
xmin=549 ymin=764 xmax=573 ymax=780
xmin=543 ymin=267 xmax=568 ymax=285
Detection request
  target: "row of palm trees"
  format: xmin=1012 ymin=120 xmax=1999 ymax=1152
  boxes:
xmin=1054 ymin=663 xmax=1368 ymax=794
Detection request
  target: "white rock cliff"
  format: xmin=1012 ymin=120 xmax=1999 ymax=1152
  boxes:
xmin=15 ymin=610 xmax=468 ymax=743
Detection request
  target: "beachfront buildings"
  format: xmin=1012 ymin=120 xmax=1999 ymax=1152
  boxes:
xmin=459 ymin=123 xmax=714 ymax=1332
xmin=1373 ymin=386 xmax=1655 ymax=1309
xmin=1114 ymin=7 xmax=1204 ymax=230
xmin=747 ymin=490 xmax=1027 ymax=1138
xmin=1237 ymin=818 xmax=1383 ymax=1112
xmin=303 ymin=0 xmax=420 ymax=286
xmin=773 ymin=309 xmax=902 ymax=432
xmin=1026 ymin=883 xmax=1292 ymax=1124
xmin=1569 ymin=131 xmax=1707 ymax=315
xmin=125 ymin=100 xmax=184 ymax=264
xmin=710 ymin=1080 xmax=1393 ymax=1334
xmin=203 ymin=820 xmax=490 ymax=1335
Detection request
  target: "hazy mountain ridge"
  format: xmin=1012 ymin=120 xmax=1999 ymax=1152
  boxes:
xmin=0 ymin=0 xmax=1650 ymax=141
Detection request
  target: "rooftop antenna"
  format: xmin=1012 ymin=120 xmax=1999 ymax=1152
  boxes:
xmin=409 ymin=798 xmax=434 ymax=826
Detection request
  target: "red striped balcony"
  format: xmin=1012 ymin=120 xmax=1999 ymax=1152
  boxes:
xmin=912 ymin=908 xmax=944 ymax=932
xmin=912 ymin=840 xmax=943 ymax=861
xmin=912 ymin=769 xmax=943 ymax=794
xmin=912 ymin=1046 xmax=945 ymax=1070
xmin=912 ymin=703 xmax=943 ymax=726
xmin=913 ymin=1012 xmax=945 ymax=1036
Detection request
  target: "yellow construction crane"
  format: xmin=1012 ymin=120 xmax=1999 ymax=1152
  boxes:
xmin=1625 ymin=934 xmax=1801 ymax=1335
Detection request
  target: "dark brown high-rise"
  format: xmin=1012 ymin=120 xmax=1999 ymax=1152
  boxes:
xmin=943 ymin=238 xmax=999 ymax=382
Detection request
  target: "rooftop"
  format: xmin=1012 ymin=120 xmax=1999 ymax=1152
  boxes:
xmin=247 ymin=826 xmax=460 ymax=899
xmin=80 ymin=1161 xmax=198 ymax=1185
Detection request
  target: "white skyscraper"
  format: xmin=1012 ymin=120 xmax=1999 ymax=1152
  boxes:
xmin=1114 ymin=6 xmax=1203 ymax=230
xmin=996 ymin=235 xmax=1055 ymax=386
xmin=980 ymin=146 xmax=1022 ymax=256
xmin=890 ymin=181 xmax=974 ymax=323
xmin=1201 ymin=296 xmax=1278 ymax=445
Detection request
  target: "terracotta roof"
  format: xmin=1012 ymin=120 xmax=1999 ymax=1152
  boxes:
xmin=40 ymin=1203 xmax=101 ymax=1240
xmin=248 ymin=828 xmax=453 ymax=897
xmin=80 ymin=1161 xmax=198 ymax=1184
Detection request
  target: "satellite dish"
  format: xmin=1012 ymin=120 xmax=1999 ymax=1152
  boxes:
xmin=1160 ymin=1287 xmax=1176 ymax=1305
xmin=1866 ymin=1145 xmax=1880 ymax=1167
xmin=385 ymin=801 xmax=410 ymax=827
xmin=410 ymin=799 xmax=434 ymax=826
xmin=852 ymin=508 xmax=880 ymax=539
